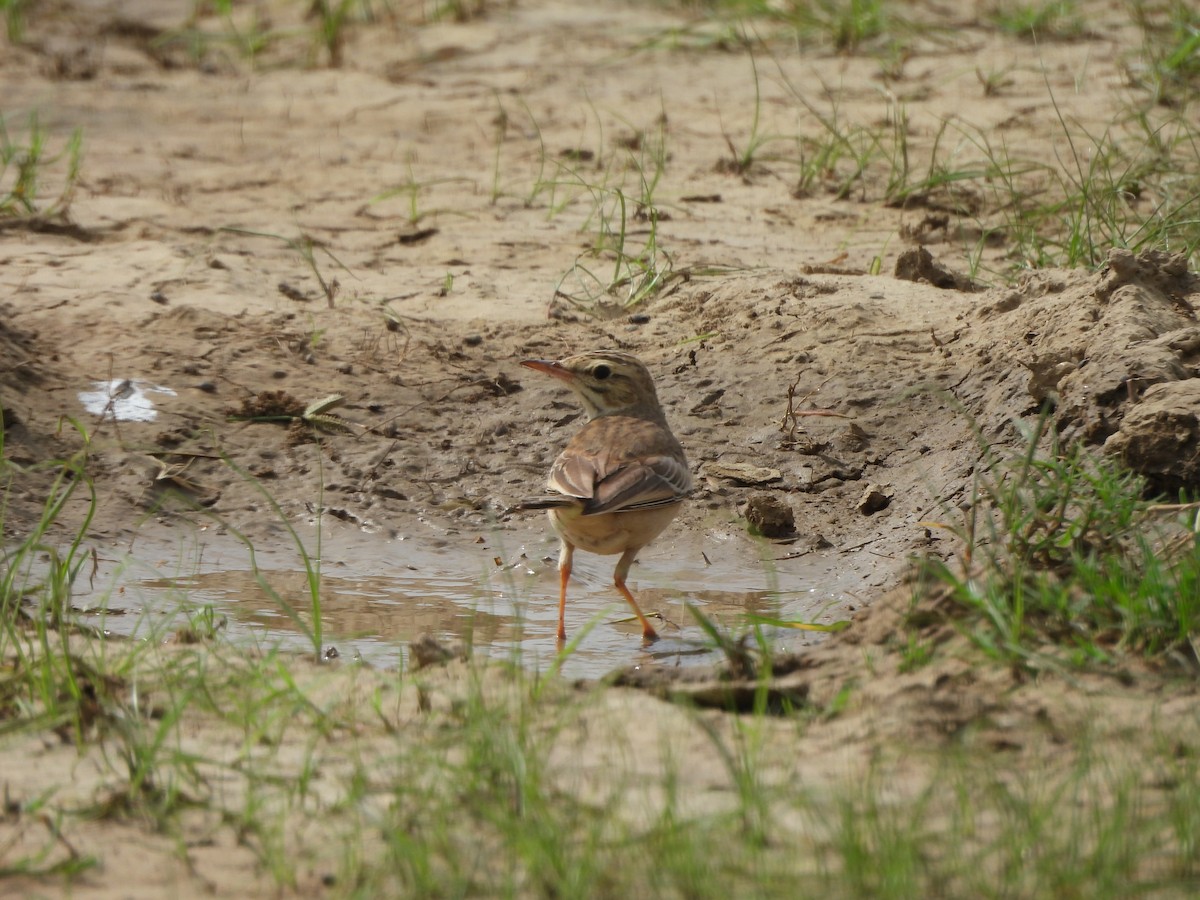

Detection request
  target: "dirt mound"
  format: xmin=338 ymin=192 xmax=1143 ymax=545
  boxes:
xmin=955 ymin=248 xmax=1200 ymax=490
xmin=0 ymin=311 xmax=40 ymax=419
xmin=0 ymin=307 xmax=77 ymax=522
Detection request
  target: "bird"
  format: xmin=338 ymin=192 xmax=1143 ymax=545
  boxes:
xmin=517 ymin=351 xmax=692 ymax=644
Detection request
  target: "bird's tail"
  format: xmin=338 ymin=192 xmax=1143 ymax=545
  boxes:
xmin=508 ymin=496 xmax=579 ymax=514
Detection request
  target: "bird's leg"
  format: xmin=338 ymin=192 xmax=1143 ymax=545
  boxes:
xmin=614 ymin=548 xmax=659 ymax=643
xmin=557 ymin=541 xmax=574 ymax=644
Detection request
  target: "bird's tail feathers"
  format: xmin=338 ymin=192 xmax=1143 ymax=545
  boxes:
xmin=508 ymin=495 xmax=580 ymax=514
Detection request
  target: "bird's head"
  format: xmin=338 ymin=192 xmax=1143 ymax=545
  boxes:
xmin=520 ymin=351 xmax=665 ymax=421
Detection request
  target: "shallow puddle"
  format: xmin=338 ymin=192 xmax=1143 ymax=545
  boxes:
xmin=71 ymin=521 xmax=863 ymax=680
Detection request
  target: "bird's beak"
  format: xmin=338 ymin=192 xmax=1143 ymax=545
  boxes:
xmin=521 ymin=359 xmax=574 ymax=382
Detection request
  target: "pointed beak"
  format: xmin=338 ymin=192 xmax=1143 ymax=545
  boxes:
xmin=521 ymin=359 xmax=575 ymax=382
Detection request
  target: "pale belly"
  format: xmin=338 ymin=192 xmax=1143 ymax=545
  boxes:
xmin=548 ymin=502 xmax=683 ymax=556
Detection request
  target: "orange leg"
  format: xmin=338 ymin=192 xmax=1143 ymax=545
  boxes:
xmin=614 ymin=548 xmax=659 ymax=643
xmin=556 ymin=541 xmax=574 ymax=644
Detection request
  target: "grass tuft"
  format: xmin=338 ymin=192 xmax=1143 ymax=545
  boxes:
xmin=0 ymin=113 xmax=83 ymax=227
xmin=922 ymin=414 xmax=1200 ymax=667
xmin=989 ymin=0 xmax=1086 ymax=41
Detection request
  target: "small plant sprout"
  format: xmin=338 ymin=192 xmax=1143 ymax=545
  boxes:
xmin=0 ymin=113 xmax=84 ymax=225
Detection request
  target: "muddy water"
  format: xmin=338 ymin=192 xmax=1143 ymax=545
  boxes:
xmin=74 ymin=521 xmax=863 ymax=680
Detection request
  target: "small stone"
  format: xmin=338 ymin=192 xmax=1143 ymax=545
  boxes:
xmin=744 ymin=492 xmax=795 ymax=537
xmin=856 ymin=483 xmax=892 ymax=514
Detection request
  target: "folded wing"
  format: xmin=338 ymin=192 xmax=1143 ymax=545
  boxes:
xmin=549 ymin=452 xmax=692 ymax=515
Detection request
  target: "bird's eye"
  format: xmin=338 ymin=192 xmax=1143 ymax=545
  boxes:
xmin=593 ymin=364 xmax=612 ymax=380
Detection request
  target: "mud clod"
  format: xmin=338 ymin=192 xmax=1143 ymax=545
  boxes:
xmin=894 ymin=247 xmax=974 ymax=291
xmin=744 ymin=492 xmax=795 ymax=537
xmin=226 ymin=391 xmax=306 ymax=421
xmin=410 ymin=634 xmax=470 ymax=669
xmin=1105 ymin=380 xmax=1200 ymax=492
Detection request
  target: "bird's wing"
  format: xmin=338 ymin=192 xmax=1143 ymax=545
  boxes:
xmin=549 ymin=452 xmax=692 ymax=515
xmin=545 ymin=452 xmax=598 ymax=501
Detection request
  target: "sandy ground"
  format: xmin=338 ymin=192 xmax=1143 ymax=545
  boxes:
xmin=3 ymin=0 xmax=1200 ymax=894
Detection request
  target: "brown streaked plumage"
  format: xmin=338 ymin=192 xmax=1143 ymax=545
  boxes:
xmin=518 ymin=351 xmax=691 ymax=644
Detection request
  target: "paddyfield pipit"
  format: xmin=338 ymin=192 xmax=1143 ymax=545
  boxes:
xmin=518 ymin=351 xmax=692 ymax=643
